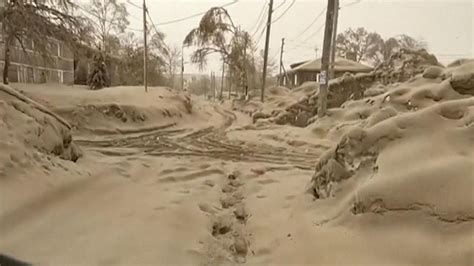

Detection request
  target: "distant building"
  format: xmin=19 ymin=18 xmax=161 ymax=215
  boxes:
xmin=281 ymin=57 xmax=373 ymax=87
xmin=0 ymin=1 xmax=74 ymax=84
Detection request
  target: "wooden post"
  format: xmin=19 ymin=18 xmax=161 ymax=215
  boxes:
xmin=181 ymin=45 xmax=184 ymax=91
xmin=243 ymin=33 xmax=248 ymax=97
xmin=210 ymin=72 xmax=212 ymax=99
xmin=229 ymin=71 xmax=232 ymax=99
xmin=220 ymin=58 xmax=225 ymax=99
xmin=143 ymin=0 xmax=148 ymax=92
xmin=213 ymin=72 xmax=217 ymax=100
xmin=279 ymin=38 xmax=284 ymax=86
xmin=261 ymin=0 xmax=274 ymax=102
xmin=329 ymin=0 xmax=339 ymax=79
xmin=318 ymin=0 xmax=336 ymax=117
xmin=282 ymin=64 xmax=291 ymax=88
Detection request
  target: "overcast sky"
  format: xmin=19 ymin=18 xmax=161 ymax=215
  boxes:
xmin=93 ymin=0 xmax=473 ymax=74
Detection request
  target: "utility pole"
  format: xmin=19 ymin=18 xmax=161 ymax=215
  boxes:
xmin=211 ymin=72 xmax=216 ymax=100
xmin=243 ymin=34 xmax=248 ymax=97
xmin=220 ymin=58 xmax=225 ymax=99
xmin=279 ymin=38 xmax=284 ymax=85
xmin=181 ymin=45 xmax=184 ymax=91
xmin=210 ymin=72 xmax=213 ymax=100
xmin=329 ymin=0 xmax=339 ymax=79
xmin=213 ymin=72 xmax=216 ymax=100
xmin=318 ymin=0 xmax=336 ymax=118
xmin=228 ymin=72 xmax=232 ymax=99
xmin=143 ymin=0 xmax=148 ymax=92
xmin=261 ymin=0 xmax=274 ymax=102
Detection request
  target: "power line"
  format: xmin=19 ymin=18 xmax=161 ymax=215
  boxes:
xmin=261 ymin=0 xmax=274 ymax=102
xmin=126 ymin=0 xmax=142 ymax=9
xmin=146 ymin=8 xmax=169 ymax=52
xmin=270 ymin=49 xmax=279 ymax=61
xmin=249 ymin=0 xmax=268 ymax=35
xmin=125 ymin=0 xmax=144 ymax=22
xmin=289 ymin=6 xmax=326 ymax=41
xmin=153 ymin=0 xmax=239 ymax=26
xmin=286 ymin=21 xmax=325 ymax=52
xmin=271 ymin=0 xmax=295 ymax=24
xmin=255 ymin=25 xmax=267 ymax=46
xmin=298 ymin=22 xmax=325 ymax=46
xmin=254 ymin=0 xmax=294 ymax=47
xmin=287 ymin=44 xmax=315 ymax=50
xmin=285 ymin=0 xmax=359 ymax=45
xmin=77 ymin=5 xmax=143 ymax=32
xmin=252 ymin=12 xmax=267 ymax=38
xmin=285 ymin=0 xmax=360 ymax=48
xmin=252 ymin=8 xmax=268 ymax=38
xmin=342 ymin=0 xmax=363 ymax=8
xmin=273 ymin=0 xmax=287 ymax=11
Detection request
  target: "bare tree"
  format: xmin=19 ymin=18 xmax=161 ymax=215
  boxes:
xmin=2 ymin=0 xmax=83 ymax=84
xmin=86 ymin=0 xmax=129 ymax=55
xmin=163 ymin=46 xmax=181 ymax=88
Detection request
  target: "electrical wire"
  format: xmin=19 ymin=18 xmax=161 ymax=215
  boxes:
xmin=289 ymin=6 xmax=326 ymax=41
xmin=77 ymin=5 xmax=143 ymax=32
xmin=271 ymin=0 xmax=295 ymax=24
xmin=251 ymin=7 xmax=268 ymax=37
xmin=255 ymin=26 xmax=267 ymax=46
xmin=297 ymin=22 xmax=325 ymax=46
xmin=342 ymin=0 xmax=363 ymax=8
xmin=125 ymin=0 xmax=142 ymax=9
xmin=270 ymin=49 xmax=280 ymax=62
xmin=146 ymin=9 xmax=169 ymax=51
xmin=153 ymin=0 xmax=239 ymax=26
xmin=273 ymin=0 xmax=287 ymax=11
xmin=249 ymin=0 xmax=268 ymax=35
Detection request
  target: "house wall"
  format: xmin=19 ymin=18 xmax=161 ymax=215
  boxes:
xmin=286 ymin=70 xmax=365 ymax=87
xmin=296 ymin=71 xmax=319 ymax=85
xmin=0 ymin=2 xmax=74 ymax=85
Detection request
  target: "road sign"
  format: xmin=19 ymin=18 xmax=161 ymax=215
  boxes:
xmin=319 ymin=70 xmax=327 ymax=85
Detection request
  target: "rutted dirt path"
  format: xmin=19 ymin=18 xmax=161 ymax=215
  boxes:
xmin=71 ymin=105 xmax=323 ymax=265
xmin=0 ymin=103 xmax=323 ymax=265
xmin=76 ymin=106 xmax=321 ymax=170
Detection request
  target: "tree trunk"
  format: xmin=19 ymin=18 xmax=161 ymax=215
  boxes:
xmin=169 ymin=63 xmax=173 ymax=88
xmin=3 ymin=35 xmax=13 ymax=85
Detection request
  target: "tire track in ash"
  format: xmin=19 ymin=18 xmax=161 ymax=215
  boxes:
xmin=77 ymin=107 xmax=320 ymax=169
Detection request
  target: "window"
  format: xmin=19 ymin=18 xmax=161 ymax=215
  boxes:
xmin=58 ymin=42 xmax=62 ymax=57
xmin=0 ymin=22 xmax=3 ymax=43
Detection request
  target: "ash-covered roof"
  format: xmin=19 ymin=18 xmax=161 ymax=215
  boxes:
xmin=290 ymin=57 xmax=373 ymax=73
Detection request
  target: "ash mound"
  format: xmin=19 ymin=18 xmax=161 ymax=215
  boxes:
xmin=307 ymin=58 xmax=474 ymax=225
xmin=0 ymin=84 xmax=82 ymax=176
xmin=15 ymin=85 xmax=194 ymax=135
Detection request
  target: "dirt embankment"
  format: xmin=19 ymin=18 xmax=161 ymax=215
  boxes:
xmin=14 ymin=84 xmax=194 ymax=136
xmin=0 ymin=84 xmax=82 ymax=175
